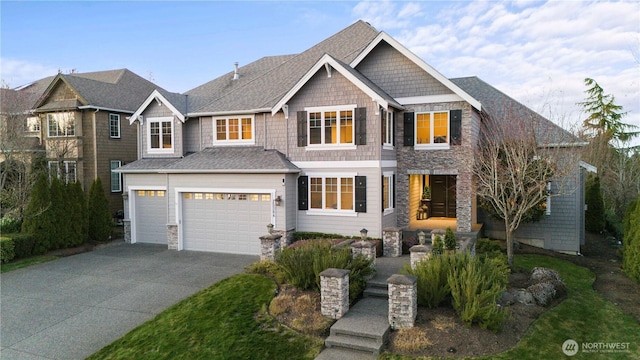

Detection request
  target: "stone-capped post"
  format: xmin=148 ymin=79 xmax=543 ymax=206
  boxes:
xmin=388 ymin=274 xmax=417 ymax=329
xmin=259 ymin=234 xmax=282 ymax=261
xmin=409 ymin=244 xmax=432 ymax=269
xmin=167 ymin=224 xmax=178 ymax=250
xmin=320 ymin=268 xmax=350 ymax=319
xmin=123 ymin=219 xmax=131 ymax=243
xmin=383 ymin=227 xmax=402 ymax=257
xmin=351 ymin=241 xmax=376 ymax=265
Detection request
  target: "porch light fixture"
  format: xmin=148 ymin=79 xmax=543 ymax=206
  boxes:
xmin=360 ymin=228 xmax=368 ymax=241
xmin=275 ymin=195 xmax=282 ymax=206
xmin=418 ymin=230 xmax=426 ymax=245
xmin=267 ymin=223 xmax=274 ymax=234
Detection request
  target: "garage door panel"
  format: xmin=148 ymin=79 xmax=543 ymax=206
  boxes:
xmin=135 ymin=190 xmax=167 ymax=244
xmin=182 ymin=192 xmax=272 ymax=255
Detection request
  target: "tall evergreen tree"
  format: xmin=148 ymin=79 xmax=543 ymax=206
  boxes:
xmin=21 ymin=174 xmax=51 ymax=254
xmin=49 ymin=177 xmax=67 ymax=249
xmin=88 ymin=177 xmax=112 ymax=241
xmin=67 ymin=182 xmax=88 ymax=246
xmin=585 ymin=176 xmax=605 ymax=233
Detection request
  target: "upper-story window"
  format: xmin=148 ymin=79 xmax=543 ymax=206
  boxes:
xmin=109 ymin=114 xmax=121 ymax=139
xmin=214 ymin=116 xmax=254 ymax=144
xmin=416 ymin=111 xmax=449 ymax=148
xmin=382 ymin=109 xmax=394 ymax=149
xmin=24 ymin=116 xmax=40 ymax=135
xmin=147 ymin=117 xmax=173 ymax=153
xmin=110 ymin=160 xmax=122 ymax=192
xmin=305 ymin=105 xmax=356 ymax=149
xmin=48 ymin=160 xmax=77 ymax=184
xmin=47 ymin=112 xmax=75 ymax=137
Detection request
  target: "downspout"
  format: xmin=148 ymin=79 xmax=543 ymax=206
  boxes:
xmin=263 ymin=113 xmax=267 ymax=149
xmin=93 ymin=109 xmax=99 ymax=180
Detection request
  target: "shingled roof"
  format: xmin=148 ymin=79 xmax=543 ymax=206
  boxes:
xmin=117 ymin=147 xmax=299 ymax=173
xmin=451 ymin=76 xmax=582 ymax=147
xmin=33 ymin=69 xmax=163 ymax=113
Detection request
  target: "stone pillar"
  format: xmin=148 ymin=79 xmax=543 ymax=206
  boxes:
xmin=409 ymin=244 xmax=432 ymax=269
xmin=273 ymin=228 xmax=295 ymax=248
xmin=259 ymin=234 xmax=283 ymax=261
xmin=351 ymin=241 xmax=376 ymax=265
xmin=430 ymin=229 xmax=446 ymax=243
xmin=388 ymin=274 xmax=418 ymax=329
xmin=123 ymin=219 xmax=131 ymax=243
xmin=167 ymin=224 xmax=178 ymax=250
xmin=320 ymin=268 xmax=350 ymax=319
xmin=383 ymin=227 xmax=402 ymax=257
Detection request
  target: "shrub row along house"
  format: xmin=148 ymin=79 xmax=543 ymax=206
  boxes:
xmin=1 ymin=69 xmax=163 ymax=215
xmin=115 ymin=20 xmax=593 ymax=255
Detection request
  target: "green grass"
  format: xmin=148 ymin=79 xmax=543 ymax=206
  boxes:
xmin=381 ymin=254 xmax=640 ymax=360
xmin=88 ymin=273 xmax=323 ymax=360
xmin=1 ymin=255 xmax=59 ymax=273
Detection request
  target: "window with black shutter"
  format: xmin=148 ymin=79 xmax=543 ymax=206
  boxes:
xmin=297 ymin=111 xmax=307 ymax=147
xmin=355 ymin=107 xmax=366 ymax=145
xmin=450 ymin=109 xmax=462 ymax=145
xmin=355 ymin=176 xmax=367 ymax=213
xmin=298 ymin=176 xmax=308 ymax=210
xmin=403 ymin=112 xmax=414 ymax=146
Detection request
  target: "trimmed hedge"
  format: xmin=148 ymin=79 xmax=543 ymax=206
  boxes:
xmin=1 ymin=237 xmax=15 ymax=263
xmin=0 ymin=233 xmax=38 ymax=263
xmin=623 ymin=198 xmax=640 ymax=283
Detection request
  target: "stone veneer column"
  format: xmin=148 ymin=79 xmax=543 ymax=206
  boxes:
xmin=123 ymin=219 xmax=131 ymax=243
xmin=351 ymin=241 xmax=377 ymax=265
xmin=272 ymin=228 xmax=295 ymax=248
xmin=456 ymin=170 xmax=473 ymax=233
xmin=383 ymin=227 xmax=402 ymax=257
xmin=167 ymin=224 xmax=178 ymax=250
xmin=409 ymin=244 xmax=432 ymax=269
xmin=388 ymin=274 xmax=418 ymax=330
xmin=320 ymin=268 xmax=350 ymax=319
xmin=259 ymin=234 xmax=282 ymax=261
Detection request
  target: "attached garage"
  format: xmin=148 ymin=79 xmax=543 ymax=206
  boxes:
xmin=180 ymin=191 xmax=273 ymax=254
xmin=134 ymin=189 xmax=167 ymax=244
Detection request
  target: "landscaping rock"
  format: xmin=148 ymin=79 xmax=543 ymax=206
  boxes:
xmin=530 ymin=267 xmax=564 ymax=288
xmin=512 ymin=289 xmax=535 ymax=305
xmin=497 ymin=290 xmax=515 ymax=306
xmin=527 ymin=282 xmax=557 ymax=306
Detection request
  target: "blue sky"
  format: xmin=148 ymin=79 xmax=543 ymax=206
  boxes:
xmin=2 ymin=1 xmax=639 ymax=141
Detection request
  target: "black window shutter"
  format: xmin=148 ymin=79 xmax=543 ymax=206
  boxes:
xmin=392 ymin=174 xmax=396 ymax=208
xmin=403 ymin=112 xmax=414 ymax=146
xmin=355 ymin=176 xmax=367 ymax=213
xmin=298 ymin=176 xmax=308 ymax=210
xmin=450 ymin=109 xmax=462 ymax=145
xmin=355 ymin=107 xmax=366 ymax=145
xmin=297 ymin=111 xmax=307 ymax=147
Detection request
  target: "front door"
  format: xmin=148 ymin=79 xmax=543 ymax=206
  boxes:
xmin=430 ymin=175 xmax=456 ymax=218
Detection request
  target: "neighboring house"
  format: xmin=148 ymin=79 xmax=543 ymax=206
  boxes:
xmin=118 ymin=20 xmax=589 ymax=255
xmin=8 ymin=69 xmax=163 ymax=215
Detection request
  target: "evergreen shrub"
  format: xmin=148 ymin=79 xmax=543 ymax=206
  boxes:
xmin=88 ymin=178 xmax=113 ymax=241
xmin=585 ymin=176 xmax=605 ymax=233
xmin=623 ymin=199 xmax=640 ymax=283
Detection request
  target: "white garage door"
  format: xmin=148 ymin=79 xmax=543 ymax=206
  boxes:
xmin=134 ymin=190 xmax=167 ymax=244
xmin=181 ymin=192 xmax=272 ymax=254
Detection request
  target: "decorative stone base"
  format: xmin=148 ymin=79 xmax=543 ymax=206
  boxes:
xmin=383 ymin=227 xmax=402 ymax=257
xmin=320 ymin=268 xmax=350 ymax=319
xmin=273 ymin=228 xmax=295 ymax=248
xmin=123 ymin=219 xmax=131 ymax=243
xmin=351 ymin=241 xmax=376 ymax=265
xmin=167 ymin=224 xmax=178 ymax=250
xmin=388 ymin=274 xmax=417 ymax=329
xmin=259 ymin=234 xmax=282 ymax=261
xmin=409 ymin=244 xmax=432 ymax=269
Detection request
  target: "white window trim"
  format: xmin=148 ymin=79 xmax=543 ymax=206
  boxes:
xmin=47 ymin=112 xmax=75 ymax=138
xmin=383 ymin=109 xmax=394 ymax=150
xmin=213 ymin=115 xmax=256 ymax=145
xmin=383 ymin=171 xmax=395 ymax=215
xmin=546 ymin=182 xmax=551 ymax=215
xmin=25 ymin=116 xmax=40 ymax=135
xmin=147 ymin=116 xmax=174 ymax=153
xmin=110 ymin=160 xmax=122 ymax=192
xmin=48 ymin=160 xmax=77 ymax=184
xmin=109 ymin=114 xmax=121 ymax=139
xmin=305 ymin=104 xmax=357 ymax=149
xmin=306 ymin=172 xmax=358 ymax=216
xmin=414 ymin=111 xmax=450 ymax=150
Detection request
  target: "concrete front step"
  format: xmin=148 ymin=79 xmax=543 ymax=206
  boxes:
xmin=315 ymin=347 xmax=378 ymax=360
xmin=325 ymin=333 xmax=384 ymax=355
xmin=364 ymin=278 xmax=389 ymax=299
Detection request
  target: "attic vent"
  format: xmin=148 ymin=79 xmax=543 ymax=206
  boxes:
xmin=233 ymin=62 xmax=240 ymax=80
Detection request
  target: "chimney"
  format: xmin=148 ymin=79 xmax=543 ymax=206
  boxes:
xmin=233 ymin=62 xmax=240 ymax=80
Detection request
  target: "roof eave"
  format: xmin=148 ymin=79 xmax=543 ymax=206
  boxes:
xmin=78 ymin=105 xmax=134 ymax=114
xmin=129 ymin=89 xmax=186 ymax=124
xmin=188 ymin=108 xmax=271 ymax=117
xmin=159 ymin=169 xmax=301 ymax=174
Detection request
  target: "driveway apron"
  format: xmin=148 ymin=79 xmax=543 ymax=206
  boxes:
xmin=0 ymin=243 xmax=257 ymax=360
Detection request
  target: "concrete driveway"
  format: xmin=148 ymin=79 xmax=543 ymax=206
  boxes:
xmin=0 ymin=242 xmax=257 ymax=359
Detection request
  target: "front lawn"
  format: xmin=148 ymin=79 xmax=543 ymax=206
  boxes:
xmin=88 ymin=273 xmax=323 ymax=360
xmin=382 ymin=254 xmax=640 ymax=359
xmin=1 ymin=255 xmax=59 ymax=273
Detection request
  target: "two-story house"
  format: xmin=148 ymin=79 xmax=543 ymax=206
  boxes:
xmin=118 ymin=21 xmax=590 ymax=255
xmin=15 ymin=69 xmax=165 ymax=215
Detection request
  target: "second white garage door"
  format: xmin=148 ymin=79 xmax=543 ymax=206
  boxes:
xmin=181 ymin=192 xmax=272 ymax=254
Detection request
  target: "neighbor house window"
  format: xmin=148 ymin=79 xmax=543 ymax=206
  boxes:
xmin=382 ymin=109 xmax=394 ymax=148
xmin=110 ymin=160 xmax=122 ymax=192
xmin=214 ymin=116 xmax=254 ymax=143
xmin=25 ymin=116 xmax=40 ymax=134
xmin=307 ymin=105 xmax=354 ymax=147
xmin=109 ymin=114 xmax=120 ymax=138
xmin=47 ymin=112 xmax=75 ymax=137
xmin=48 ymin=161 xmax=77 ymax=184
xmin=147 ymin=117 xmax=173 ymax=152
xmin=382 ymin=172 xmax=395 ymax=213
xmin=415 ymin=111 xmax=449 ymax=148
xmin=309 ymin=176 xmax=354 ymax=212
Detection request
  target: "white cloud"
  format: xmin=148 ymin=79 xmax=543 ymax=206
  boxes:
xmin=0 ymin=58 xmax=58 ymax=88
